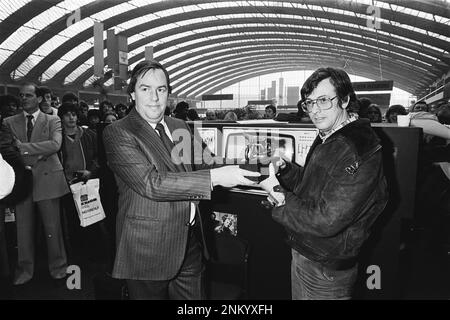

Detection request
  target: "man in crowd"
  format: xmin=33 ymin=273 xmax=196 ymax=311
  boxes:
xmin=37 ymin=86 xmax=58 ymax=116
xmin=259 ymin=67 xmax=388 ymax=299
xmin=103 ymin=60 xmax=259 ymax=300
xmin=265 ymin=104 xmax=277 ymax=119
xmin=4 ymin=83 xmax=69 ymax=286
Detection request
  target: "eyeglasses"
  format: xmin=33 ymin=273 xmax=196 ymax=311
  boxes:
xmin=301 ymin=96 xmax=338 ymax=113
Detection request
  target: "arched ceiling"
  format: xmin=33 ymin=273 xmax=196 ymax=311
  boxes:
xmin=0 ymin=0 xmax=449 ymax=99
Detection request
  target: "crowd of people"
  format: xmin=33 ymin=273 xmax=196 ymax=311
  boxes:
xmin=0 ymin=61 xmax=449 ymax=300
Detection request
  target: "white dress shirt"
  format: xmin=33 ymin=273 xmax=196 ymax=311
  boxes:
xmin=23 ymin=109 xmax=41 ymax=127
xmin=148 ymin=119 xmax=196 ymax=225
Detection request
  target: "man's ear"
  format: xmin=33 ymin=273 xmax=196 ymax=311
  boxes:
xmin=341 ymin=96 xmax=350 ymax=109
xmin=130 ymin=92 xmax=135 ymax=101
xmin=37 ymin=96 xmax=43 ymax=104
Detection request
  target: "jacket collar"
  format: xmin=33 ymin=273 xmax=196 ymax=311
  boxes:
xmin=126 ymin=108 xmax=189 ymax=172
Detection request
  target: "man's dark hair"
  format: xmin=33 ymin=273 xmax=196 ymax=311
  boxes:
xmin=265 ymin=105 xmax=276 ymax=114
xmin=357 ymin=97 xmax=372 ymax=118
xmin=174 ymin=101 xmax=189 ymax=120
xmin=87 ymin=109 xmax=101 ymax=119
xmin=128 ymin=60 xmax=172 ymax=98
xmin=174 ymin=101 xmax=189 ymax=113
xmin=187 ymin=108 xmax=199 ymax=120
xmin=61 ymin=91 xmax=79 ymax=104
xmin=436 ymin=103 xmax=450 ymax=125
xmin=300 ymin=67 xmax=356 ymax=109
xmin=115 ymin=103 xmax=128 ymax=112
xmin=99 ymin=99 xmax=113 ymax=109
xmin=57 ymin=102 xmax=79 ymax=119
xmin=79 ymin=100 xmax=89 ymax=110
xmin=36 ymin=86 xmax=52 ymax=99
xmin=413 ymin=100 xmax=429 ymax=112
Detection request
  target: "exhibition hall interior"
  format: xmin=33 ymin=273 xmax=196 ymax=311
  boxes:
xmin=0 ymin=0 xmax=449 ymax=300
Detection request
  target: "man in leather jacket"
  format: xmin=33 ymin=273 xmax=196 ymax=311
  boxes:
xmin=260 ymin=67 xmax=388 ymax=300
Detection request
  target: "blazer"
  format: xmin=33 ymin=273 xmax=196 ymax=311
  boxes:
xmin=4 ymin=111 xmax=69 ymax=201
xmin=103 ymin=108 xmax=212 ymax=280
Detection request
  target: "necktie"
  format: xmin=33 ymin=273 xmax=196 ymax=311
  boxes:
xmin=26 ymin=115 xmax=34 ymax=142
xmin=155 ymin=123 xmax=185 ymax=172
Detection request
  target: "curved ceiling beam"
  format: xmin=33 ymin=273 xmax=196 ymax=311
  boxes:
xmin=381 ymin=0 xmax=450 ymax=17
xmin=0 ymin=0 xmax=130 ymax=77
xmin=36 ymin=4 xmax=449 ymax=85
xmin=181 ymin=55 xmax=421 ymax=97
xmin=160 ymin=37 xmax=435 ymax=92
xmin=188 ymin=60 xmax=414 ymax=99
xmin=168 ymin=40 xmax=434 ymax=86
xmin=170 ymin=52 xmax=425 ymax=95
xmin=0 ymin=0 xmax=60 ymax=44
xmin=180 ymin=55 xmax=426 ymax=97
xmin=2 ymin=0 xmax=215 ymax=78
xmin=183 ymin=64 xmax=390 ymax=100
xmin=175 ymin=56 xmax=420 ymax=97
xmin=72 ymin=25 xmax=441 ymax=90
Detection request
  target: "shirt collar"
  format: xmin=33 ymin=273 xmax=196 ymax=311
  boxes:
xmin=23 ymin=109 xmax=40 ymax=120
xmin=147 ymin=117 xmax=166 ymax=130
xmin=318 ymin=113 xmax=358 ymax=142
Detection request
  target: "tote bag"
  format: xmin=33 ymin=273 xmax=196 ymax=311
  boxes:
xmin=69 ymin=178 xmax=106 ymax=227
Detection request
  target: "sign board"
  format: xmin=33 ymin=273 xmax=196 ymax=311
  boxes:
xmin=247 ymin=100 xmax=273 ymax=105
xmin=353 ymin=80 xmax=393 ymax=91
xmin=119 ymin=51 xmax=128 ymax=65
xmin=201 ymin=94 xmax=233 ymax=101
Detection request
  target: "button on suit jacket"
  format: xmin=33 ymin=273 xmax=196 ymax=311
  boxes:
xmin=103 ymin=108 xmax=212 ymax=280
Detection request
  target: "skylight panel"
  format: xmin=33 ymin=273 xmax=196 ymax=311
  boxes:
xmin=64 ymin=57 xmax=94 ymax=84
xmin=11 ymin=55 xmax=42 ymax=80
xmin=43 ymin=44 xmax=105 ymax=82
xmin=127 ymin=0 xmax=162 ymax=7
xmin=0 ymin=0 xmax=32 ymax=21
xmin=90 ymin=3 xmax=136 ymax=22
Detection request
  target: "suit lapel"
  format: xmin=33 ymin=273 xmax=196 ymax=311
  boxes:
xmin=13 ymin=114 xmax=27 ymax=142
xmin=127 ymin=109 xmax=179 ymax=172
xmin=165 ymin=116 xmax=192 ymax=172
xmin=31 ymin=112 xmax=47 ymax=142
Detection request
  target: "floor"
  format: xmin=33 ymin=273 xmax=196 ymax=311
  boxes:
xmin=2 ymin=219 xmax=450 ymax=300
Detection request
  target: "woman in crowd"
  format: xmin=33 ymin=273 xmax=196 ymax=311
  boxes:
xmin=386 ymin=104 xmax=408 ymax=123
xmin=367 ymin=104 xmax=383 ymax=123
xmin=57 ymin=102 xmax=105 ymax=263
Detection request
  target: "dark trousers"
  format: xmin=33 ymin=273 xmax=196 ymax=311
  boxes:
xmin=127 ymin=227 xmax=205 ymax=300
xmin=61 ymin=193 xmax=112 ymax=267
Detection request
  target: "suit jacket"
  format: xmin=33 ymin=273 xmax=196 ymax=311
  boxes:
xmin=4 ymin=112 xmax=69 ymax=201
xmin=103 ymin=108 xmax=212 ymax=280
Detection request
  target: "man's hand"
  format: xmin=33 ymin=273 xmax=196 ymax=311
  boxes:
xmin=211 ymin=165 xmax=260 ymax=188
xmin=69 ymin=170 xmax=92 ymax=184
xmin=259 ymin=163 xmax=280 ymax=193
xmin=259 ymin=163 xmax=285 ymax=207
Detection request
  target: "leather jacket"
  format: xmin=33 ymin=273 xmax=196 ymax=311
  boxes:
xmin=273 ymin=118 xmax=388 ymax=270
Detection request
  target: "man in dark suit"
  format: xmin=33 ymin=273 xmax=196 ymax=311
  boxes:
xmin=4 ymin=83 xmax=69 ymax=285
xmin=103 ymin=60 xmax=259 ymax=300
